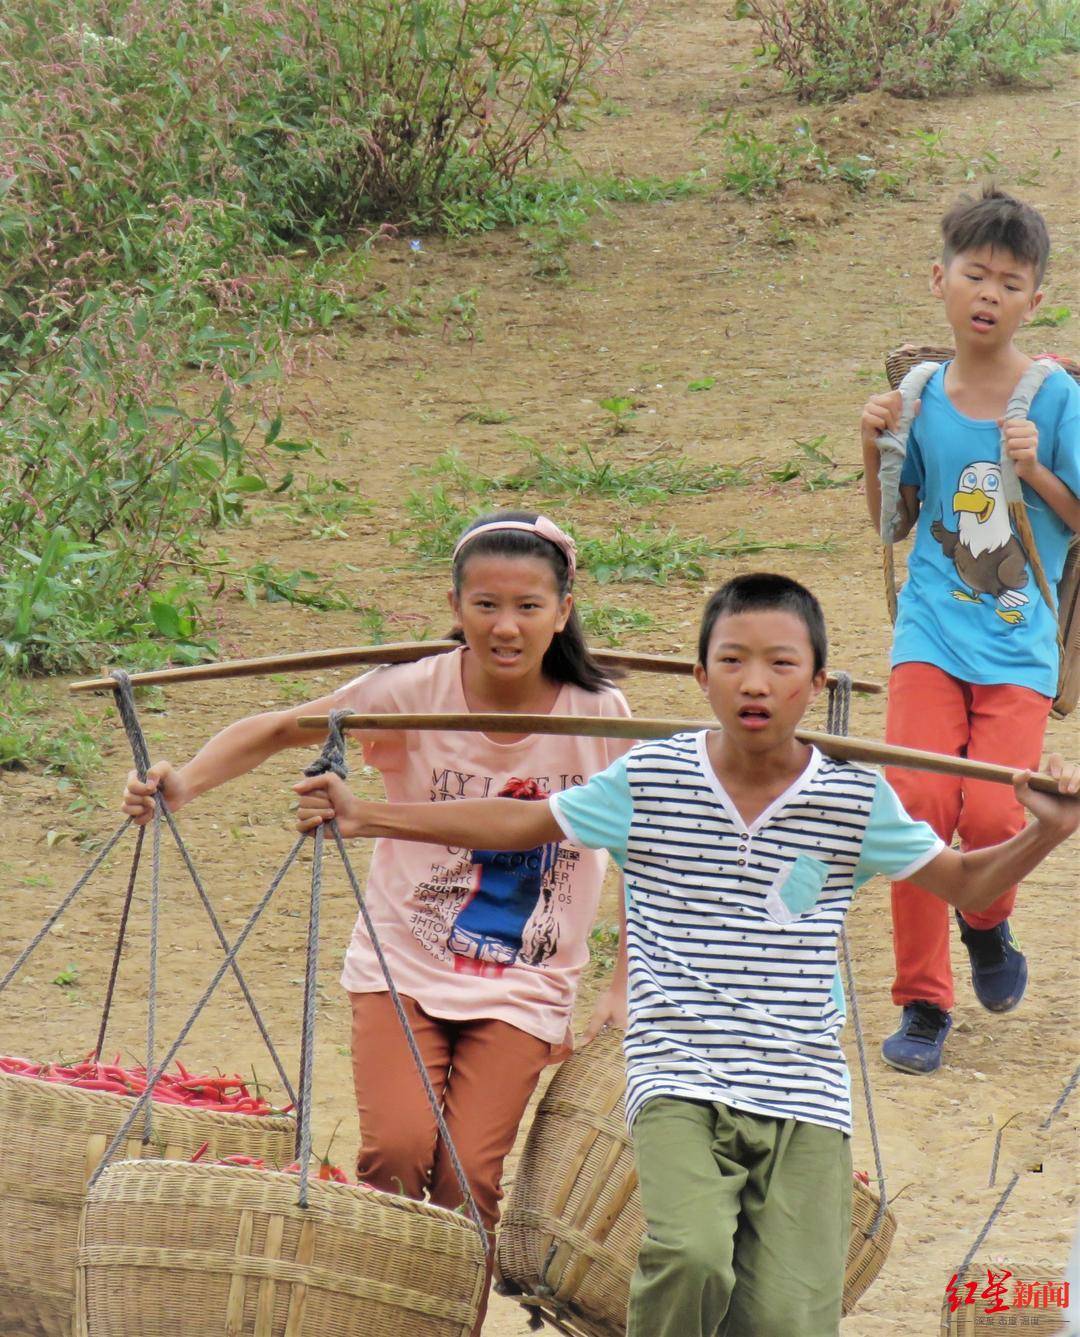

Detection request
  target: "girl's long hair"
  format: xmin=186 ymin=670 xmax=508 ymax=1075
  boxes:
xmin=450 ymin=510 xmax=617 ymax=692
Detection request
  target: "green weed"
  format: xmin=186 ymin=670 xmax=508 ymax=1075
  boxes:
xmin=716 ymin=113 xmax=897 ymax=199
xmin=0 ymin=681 xmax=106 ymax=783
xmin=460 ymin=407 xmax=514 ymax=425
xmin=599 ymin=396 xmax=639 ymax=435
xmin=578 ymin=526 xmax=837 ymax=583
xmin=765 ymin=437 xmax=863 ymax=491
xmin=51 ymin=964 xmax=80 ymax=990
xmin=1030 ymin=305 xmax=1071 ymax=329
xmin=505 ymin=441 xmax=752 ymax=501
xmin=580 ymin=604 xmax=657 ymax=645
xmin=589 ymin=922 xmax=620 ymax=972
xmin=283 ymin=477 xmax=375 ymax=541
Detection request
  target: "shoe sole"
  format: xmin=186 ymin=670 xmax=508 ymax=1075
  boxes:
xmin=880 ymin=1047 xmax=944 ymax=1076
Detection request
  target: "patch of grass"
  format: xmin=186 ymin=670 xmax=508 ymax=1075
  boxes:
xmin=459 ymin=406 xmax=514 ymax=425
xmin=580 ymin=604 xmax=657 ymax=645
xmin=283 ymin=477 xmax=375 ymax=541
xmin=442 ymin=169 xmax=710 ymax=280
xmin=1030 ymin=305 xmax=1071 ymax=329
xmin=0 ymin=679 xmax=105 ymax=786
xmin=577 ymin=529 xmax=713 ymax=584
xmin=578 ymin=526 xmax=838 ymax=583
xmin=390 ymin=451 xmax=506 ymax=560
xmin=714 ymin=113 xmax=898 ymax=198
xmin=506 ymin=441 xmax=752 ymax=501
xmin=765 ymin=436 xmax=863 ymax=491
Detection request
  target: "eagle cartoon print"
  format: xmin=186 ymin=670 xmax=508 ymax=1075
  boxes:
xmin=446 ymin=777 xmax=562 ymax=978
xmin=930 ymin=460 xmax=1030 ymax=625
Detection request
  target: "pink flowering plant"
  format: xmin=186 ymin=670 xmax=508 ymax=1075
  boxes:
xmin=0 ymin=0 xmax=626 ymax=683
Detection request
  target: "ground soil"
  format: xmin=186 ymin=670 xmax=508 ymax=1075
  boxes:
xmin=2 ymin=4 xmax=1077 ymax=1334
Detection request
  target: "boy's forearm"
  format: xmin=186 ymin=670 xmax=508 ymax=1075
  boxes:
xmin=861 ymin=440 xmax=883 ymax=529
xmin=359 ymin=797 xmax=565 ymax=850
xmin=914 ymin=820 xmax=1067 ymax=913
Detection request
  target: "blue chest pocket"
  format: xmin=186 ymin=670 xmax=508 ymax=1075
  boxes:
xmin=764 ymin=855 xmax=828 ymax=925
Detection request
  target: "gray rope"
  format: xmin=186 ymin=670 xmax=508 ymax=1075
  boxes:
xmin=157 ymin=804 xmax=297 ymax=1105
xmin=955 ymin=1063 xmax=1079 ymax=1280
xmin=986 ymin=1113 xmax=1022 ymax=1189
xmin=95 ymin=825 xmax=144 ymax=1060
xmin=108 ymin=670 xmax=297 ymax=1106
xmin=295 ymin=824 xmax=324 ymax=1209
xmin=826 ymin=669 xmax=851 ymax=736
xmin=0 ymin=818 xmax=132 ymax=994
xmin=143 ymin=801 xmax=160 ymax=1142
xmin=327 ymin=804 xmax=489 ymax=1253
xmin=291 ymin=721 xmax=348 ymax=1208
xmin=331 ymin=823 xmax=489 ymax=1251
xmin=87 ymin=832 xmax=307 ymax=1188
xmin=839 ymin=927 xmax=888 ymax=1235
xmin=828 ymin=671 xmax=888 ymax=1237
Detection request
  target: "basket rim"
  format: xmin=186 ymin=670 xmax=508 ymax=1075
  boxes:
xmin=0 ymin=1067 xmax=294 ymax=1131
xmin=90 ymin=1156 xmax=486 ymax=1232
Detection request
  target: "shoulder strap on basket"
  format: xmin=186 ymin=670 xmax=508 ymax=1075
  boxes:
xmin=998 ymin=358 xmax=1060 ymax=504
xmin=878 ymin=360 xmax=940 ymax=544
xmin=880 ymin=360 xmax=941 ymax=624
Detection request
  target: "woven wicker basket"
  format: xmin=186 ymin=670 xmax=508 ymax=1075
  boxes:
xmin=497 ymin=1029 xmax=896 ymax=1335
xmin=76 ymin=1158 xmax=486 ymax=1336
xmin=884 ymin=344 xmax=1080 ymax=719
xmin=0 ymin=1069 xmax=294 ymax=1337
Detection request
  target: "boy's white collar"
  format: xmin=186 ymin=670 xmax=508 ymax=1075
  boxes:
xmin=693 ymin=732 xmax=823 ymax=835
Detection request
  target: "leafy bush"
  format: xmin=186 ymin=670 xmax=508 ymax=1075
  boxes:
xmin=1 ymin=0 xmax=627 ymax=677
xmin=734 ymin=0 xmax=1077 ymax=101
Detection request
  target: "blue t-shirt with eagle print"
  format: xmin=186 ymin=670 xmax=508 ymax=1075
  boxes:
xmin=894 ymin=363 xmax=1080 ymax=696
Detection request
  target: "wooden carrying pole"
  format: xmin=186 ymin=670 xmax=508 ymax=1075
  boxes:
xmin=68 ymin=641 xmax=883 ymax=695
xmin=297 ymin=712 xmax=1069 ymax=798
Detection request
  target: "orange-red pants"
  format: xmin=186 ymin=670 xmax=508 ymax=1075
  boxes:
xmin=350 ymin=991 xmax=552 ymax=1334
xmin=884 ymin=663 xmax=1051 ymax=1012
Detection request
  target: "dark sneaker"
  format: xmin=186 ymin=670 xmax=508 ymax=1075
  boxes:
xmin=881 ymin=1002 xmax=953 ymax=1074
xmin=955 ymin=912 xmax=1028 ymax=1013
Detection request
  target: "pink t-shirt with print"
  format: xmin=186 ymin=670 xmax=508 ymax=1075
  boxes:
xmin=331 ymin=647 xmax=633 ymax=1048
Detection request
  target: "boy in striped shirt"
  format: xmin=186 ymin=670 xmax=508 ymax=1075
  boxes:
xmin=296 ymin=573 xmax=1080 ymax=1337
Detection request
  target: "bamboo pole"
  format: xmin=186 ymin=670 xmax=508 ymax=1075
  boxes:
xmin=68 ymin=641 xmax=883 ymax=695
xmin=296 ymin=712 xmax=1070 ymax=797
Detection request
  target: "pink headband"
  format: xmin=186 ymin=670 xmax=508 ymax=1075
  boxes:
xmin=452 ymin=517 xmax=577 ymax=584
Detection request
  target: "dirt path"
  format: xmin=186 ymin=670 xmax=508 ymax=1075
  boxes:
xmin=2 ymin=4 xmax=1077 ymax=1333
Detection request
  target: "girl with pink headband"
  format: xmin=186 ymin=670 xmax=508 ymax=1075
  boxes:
xmin=121 ymin=508 xmax=634 ymax=1332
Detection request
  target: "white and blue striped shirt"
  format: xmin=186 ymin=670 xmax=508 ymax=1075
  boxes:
xmin=551 ymin=732 xmax=944 ymax=1135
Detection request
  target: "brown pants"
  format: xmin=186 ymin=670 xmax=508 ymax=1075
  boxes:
xmin=350 ymin=991 xmax=552 ymax=1334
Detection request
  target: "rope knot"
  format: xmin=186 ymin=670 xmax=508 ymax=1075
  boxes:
xmin=303 ymin=708 xmax=350 ymax=781
xmin=826 ymin=670 xmax=852 ymax=738
xmin=110 ymin=669 xmax=151 ymax=779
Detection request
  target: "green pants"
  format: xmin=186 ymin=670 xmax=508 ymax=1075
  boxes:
xmin=628 ymin=1097 xmax=852 ymax=1337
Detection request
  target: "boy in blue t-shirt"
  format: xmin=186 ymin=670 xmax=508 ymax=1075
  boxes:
xmin=861 ymin=186 xmax=1080 ymax=1075
xmin=295 ymin=573 xmax=1080 ymax=1337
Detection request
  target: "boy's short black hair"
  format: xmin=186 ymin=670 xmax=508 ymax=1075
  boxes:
xmin=697 ymin=573 xmax=827 ymax=674
xmin=941 ymin=185 xmax=1050 ymax=287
